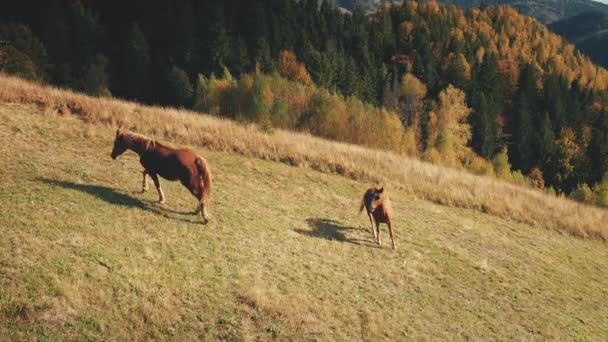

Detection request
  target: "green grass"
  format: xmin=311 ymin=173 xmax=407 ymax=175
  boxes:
xmin=1 ymin=103 xmax=608 ymax=340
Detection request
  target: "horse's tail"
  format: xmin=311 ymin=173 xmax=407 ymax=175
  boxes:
xmin=195 ymin=156 xmax=212 ymax=202
xmin=359 ymin=197 xmax=365 ymax=214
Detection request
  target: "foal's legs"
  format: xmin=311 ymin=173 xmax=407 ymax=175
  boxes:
xmin=141 ymin=171 xmax=149 ymax=193
xmin=149 ymin=173 xmax=165 ymax=204
xmin=375 ymin=222 xmax=381 ymax=246
xmin=367 ymin=212 xmax=377 ymax=241
xmin=387 ymin=219 xmax=396 ymax=250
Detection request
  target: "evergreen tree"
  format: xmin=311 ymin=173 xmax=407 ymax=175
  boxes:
xmin=536 ymin=111 xmax=557 ymax=187
xmin=542 ymin=74 xmax=567 ymax=133
xmin=509 ymin=63 xmax=537 ymax=171
xmin=168 ymin=0 xmax=194 ymax=65
xmin=83 ymin=54 xmax=111 ymax=97
xmin=589 ymin=110 xmax=608 ymax=184
xmin=510 ymin=94 xmax=534 ymax=171
xmin=230 ymin=35 xmax=251 ymax=75
xmin=469 ymin=54 xmax=505 ymax=158
xmin=122 ymin=23 xmax=150 ymax=101
xmin=470 ymin=92 xmax=501 ymax=158
xmin=68 ymin=1 xmax=103 ymax=89
xmin=338 ymin=54 xmax=360 ymax=97
xmin=163 ymin=65 xmax=193 ymax=107
xmin=0 ymin=23 xmax=48 ymax=81
xmin=254 ymin=37 xmax=273 ymax=73
xmin=0 ymin=45 xmax=40 ymax=80
xmin=37 ymin=1 xmax=71 ymax=84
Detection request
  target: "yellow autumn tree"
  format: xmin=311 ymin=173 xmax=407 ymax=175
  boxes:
xmin=431 ymin=85 xmax=472 ymax=163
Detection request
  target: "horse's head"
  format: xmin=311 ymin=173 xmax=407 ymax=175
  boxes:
xmin=363 ymin=187 xmax=385 ymax=213
xmin=111 ymin=129 xmax=128 ymax=160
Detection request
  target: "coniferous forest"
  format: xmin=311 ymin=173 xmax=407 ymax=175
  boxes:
xmin=2 ymin=0 xmax=608 ymax=202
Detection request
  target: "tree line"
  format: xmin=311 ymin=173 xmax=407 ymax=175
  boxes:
xmin=1 ymin=0 xmax=608 ymax=201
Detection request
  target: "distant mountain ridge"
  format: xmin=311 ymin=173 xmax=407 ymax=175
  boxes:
xmin=549 ymin=11 xmax=608 ymax=68
xmin=335 ymin=0 xmax=608 ymax=68
xmin=337 ymin=0 xmax=608 ymax=23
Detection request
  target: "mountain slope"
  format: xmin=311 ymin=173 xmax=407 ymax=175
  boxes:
xmin=1 ymin=99 xmax=608 ymax=340
xmin=550 ymin=11 xmax=608 ymax=68
xmin=339 ymin=0 xmax=608 ymax=68
xmin=473 ymin=0 xmax=608 ymax=23
xmin=341 ymin=0 xmax=608 ymax=23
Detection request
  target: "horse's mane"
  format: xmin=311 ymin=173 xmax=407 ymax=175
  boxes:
xmin=121 ymin=131 xmax=156 ymax=151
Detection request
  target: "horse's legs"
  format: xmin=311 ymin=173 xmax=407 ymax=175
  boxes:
xmin=196 ymin=179 xmax=210 ymax=225
xmin=375 ymin=222 xmax=382 ymax=246
xmin=367 ymin=212 xmax=377 ymax=241
xmin=141 ymin=171 xmax=149 ymax=193
xmin=184 ymin=177 xmax=209 ymax=224
xmin=198 ymin=200 xmax=209 ymax=225
xmin=387 ymin=219 xmax=396 ymax=250
xmin=149 ymin=173 xmax=165 ymax=204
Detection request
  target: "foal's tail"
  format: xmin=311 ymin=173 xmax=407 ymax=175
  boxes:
xmin=359 ymin=197 xmax=365 ymax=214
xmin=195 ymin=156 xmax=212 ymax=202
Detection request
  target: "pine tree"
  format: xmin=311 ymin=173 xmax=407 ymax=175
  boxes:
xmin=37 ymin=1 xmax=71 ymax=85
xmin=163 ymin=65 xmax=193 ymax=107
xmin=536 ymin=111 xmax=557 ymax=188
xmin=202 ymin=5 xmax=231 ymax=75
xmin=589 ymin=110 xmax=608 ymax=184
xmin=230 ymin=35 xmax=251 ymax=75
xmin=510 ymin=94 xmax=534 ymax=171
xmin=469 ymin=54 xmax=504 ymax=158
xmin=254 ymin=38 xmax=273 ymax=73
xmin=123 ymin=23 xmax=150 ymax=101
xmin=168 ymin=0 xmax=194 ymax=65
xmin=83 ymin=54 xmax=111 ymax=97
xmin=68 ymin=1 xmax=103 ymax=89
xmin=0 ymin=23 xmax=48 ymax=81
xmin=542 ymin=74 xmax=567 ymax=133
xmin=470 ymin=92 xmax=502 ymax=159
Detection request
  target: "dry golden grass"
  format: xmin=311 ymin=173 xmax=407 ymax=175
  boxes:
xmin=1 ymin=97 xmax=608 ymax=340
xmin=1 ymin=73 xmax=607 ymax=240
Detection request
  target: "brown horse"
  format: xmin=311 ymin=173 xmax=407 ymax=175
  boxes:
xmin=111 ymin=130 xmax=212 ymax=224
xmin=359 ymin=187 xmax=396 ymax=249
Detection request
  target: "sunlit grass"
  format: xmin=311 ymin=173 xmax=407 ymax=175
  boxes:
xmin=0 ymin=103 xmax=607 ymax=340
xmin=1 ymin=74 xmax=607 ymax=240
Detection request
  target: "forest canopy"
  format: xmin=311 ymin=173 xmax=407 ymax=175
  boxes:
xmin=1 ymin=0 xmax=608 ymax=200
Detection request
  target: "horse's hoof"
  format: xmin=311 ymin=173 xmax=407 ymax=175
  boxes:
xmin=202 ymin=218 xmax=209 ymax=225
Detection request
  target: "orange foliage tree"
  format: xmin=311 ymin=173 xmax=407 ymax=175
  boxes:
xmin=277 ymin=50 xmax=312 ymax=86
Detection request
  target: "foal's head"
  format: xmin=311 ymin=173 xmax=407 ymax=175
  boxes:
xmin=362 ymin=187 xmax=385 ymax=213
xmin=111 ymin=129 xmax=128 ymax=160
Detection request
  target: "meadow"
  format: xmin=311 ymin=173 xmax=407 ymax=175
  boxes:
xmin=1 ymin=74 xmax=607 ymax=240
xmin=0 ymin=80 xmax=607 ymax=339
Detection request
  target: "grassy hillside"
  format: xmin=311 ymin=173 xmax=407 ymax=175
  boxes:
xmin=1 ymin=74 xmax=607 ymax=240
xmin=1 ymin=83 xmax=608 ymax=339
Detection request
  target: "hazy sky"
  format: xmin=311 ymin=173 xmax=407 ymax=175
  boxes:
xmin=593 ymin=0 xmax=608 ymax=4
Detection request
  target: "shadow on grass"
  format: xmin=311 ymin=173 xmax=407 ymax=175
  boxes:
xmin=37 ymin=178 xmax=202 ymax=224
xmin=295 ymin=218 xmax=378 ymax=248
